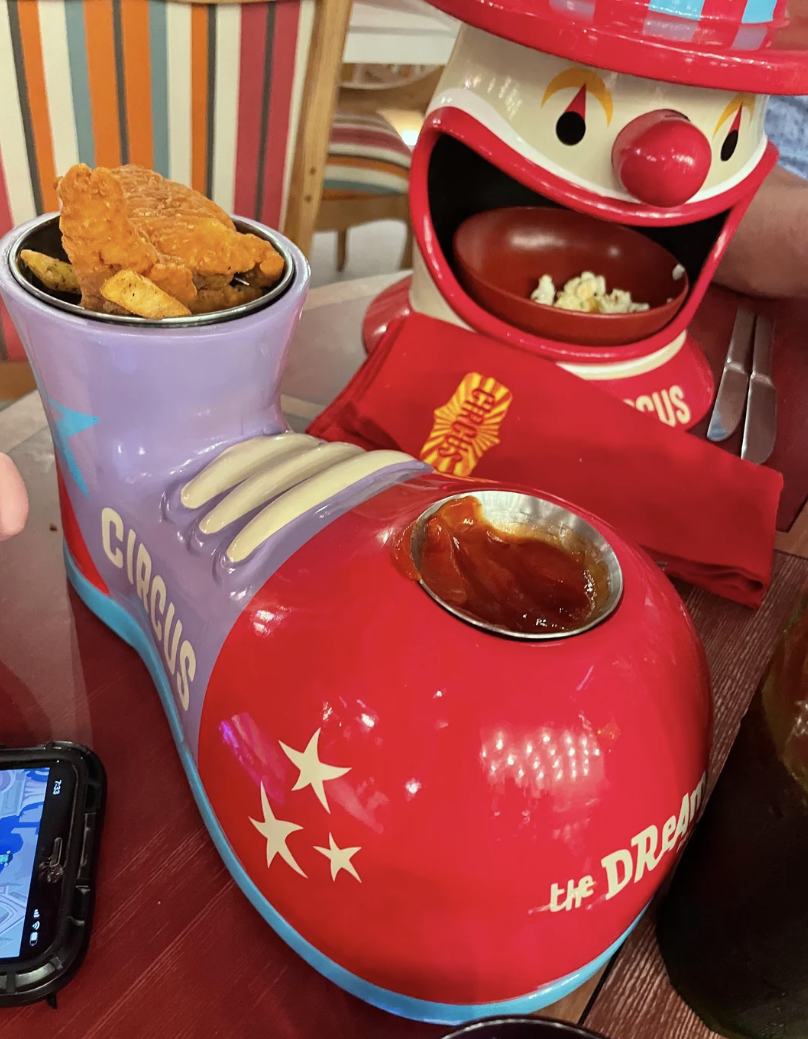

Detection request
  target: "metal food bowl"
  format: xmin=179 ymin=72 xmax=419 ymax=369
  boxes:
xmin=409 ymin=489 xmax=623 ymax=640
xmin=442 ymin=1018 xmax=609 ymax=1039
xmin=9 ymin=212 xmax=295 ymax=327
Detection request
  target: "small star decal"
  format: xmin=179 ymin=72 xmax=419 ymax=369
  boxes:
xmin=48 ymin=397 xmax=99 ymax=498
xmin=280 ymin=728 xmax=351 ymax=813
xmin=249 ymin=783 xmax=306 ymax=877
xmin=314 ymin=833 xmax=362 ymax=882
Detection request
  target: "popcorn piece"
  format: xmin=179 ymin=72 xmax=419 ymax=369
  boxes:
xmin=598 ymin=288 xmax=650 ymax=314
xmin=557 ymin=272 xmax=605 ymax=312
xmin=530 ymin=271 xmax=649 ymax=314
xmin=555 ymin=290 xmax=598 ymax=312
xmin=530 ymin=274 xmax=556 ymax=306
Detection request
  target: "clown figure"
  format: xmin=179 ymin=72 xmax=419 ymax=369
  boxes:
xmin=366 ymin=0 xmax=808 ymax=429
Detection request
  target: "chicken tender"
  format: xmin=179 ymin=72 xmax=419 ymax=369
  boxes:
xmin=112 ymin=165 xmax=283 ymax=286
xmin=56 ymin=163 xmax=284 ymax=316
xmin=58 ymin=164 xmax=197 ymax=312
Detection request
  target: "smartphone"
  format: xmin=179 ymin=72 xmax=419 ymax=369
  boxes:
xmin=0 ymin=742 xmax=105 ymax=1007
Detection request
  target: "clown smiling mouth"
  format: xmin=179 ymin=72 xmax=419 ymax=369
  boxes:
xmin=428 ymin=135 xmax=730 ymax=290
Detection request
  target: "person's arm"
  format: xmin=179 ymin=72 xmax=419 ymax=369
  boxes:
xmin=0 ymin=453 xmax=28 ymax=540
xmin=716 ymin=165 xmax=808 ymax=298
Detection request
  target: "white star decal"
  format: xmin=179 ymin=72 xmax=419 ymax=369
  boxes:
xmin=314 ymin=833 xmax=362 ymax=883
xmin=279 ymin=728 xmax=351 ymax=813
xmin=249 ymin=783 xmax=307 ymax=877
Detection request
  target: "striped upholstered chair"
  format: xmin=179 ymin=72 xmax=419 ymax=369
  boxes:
xmin=319 ymin=108 xmax=413 ymax=272
xmin=0 ymin=0 xmax=350 ymax=391
xmin=315 ymin=65 xmax=442 ymax=273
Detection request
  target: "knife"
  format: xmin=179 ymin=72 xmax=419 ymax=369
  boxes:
xmin=707 ymin=307 xmax=755 ymax=442
xmin=741 ymin=316 xmax=777 ymax=465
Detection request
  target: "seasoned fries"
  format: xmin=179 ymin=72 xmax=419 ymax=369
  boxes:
xmin=101 ymin=270 xmax=192 ymax=319
xmin=20 ymin=249 xmax=80 ymax=295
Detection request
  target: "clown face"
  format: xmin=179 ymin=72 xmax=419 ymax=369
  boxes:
xmin=405 ymin=26 xmax=776 ymax=427
xmin=410 ymin=27 xmax=774 ymax=315
xmin=425 ymin=28 xmax=768 ymax=209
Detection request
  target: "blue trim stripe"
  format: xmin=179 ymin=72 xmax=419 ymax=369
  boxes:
xmin=742 ymin=0 xmax=777 ymax=22
xmin=148 ymin=0 xmax=170 ymax=178
xmin=64 ymin=548 xmax=641 ymax=1025
xmin=64 ymin=0 xmax=95 ymax=166
xmin=647 ymin=0 xmax=705 ymax=19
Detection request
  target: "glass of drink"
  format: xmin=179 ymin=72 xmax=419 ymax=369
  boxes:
xmin=657 ymin=591 xmax=808 ymax=1039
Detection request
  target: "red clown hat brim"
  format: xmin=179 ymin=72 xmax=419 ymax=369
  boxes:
xmin=427 ymin=0 xmax=808 ymax=94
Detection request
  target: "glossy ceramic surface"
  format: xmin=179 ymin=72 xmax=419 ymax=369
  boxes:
xmin=401 ymin=26 xmax=780 ymax=428
xmin=197 ymin=471 xmax=710 ymax=1015
xmin=611 ymin=112 xmax=714 ymax=208
xmin=0 ymin=292 xmax=805 ymax=1039
xmin=0 ymin=217 xmax=712 ymax=1023
xmin=452 ymin=209 xmax=688 ymax=347
xmin=419 ymin=0 xmax=808 ymax=95
xmin=429 ymin=33 xmax=770 ymax=207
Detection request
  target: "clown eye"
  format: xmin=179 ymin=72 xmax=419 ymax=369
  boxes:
xmin=718 ymin=131 xmax=735 ymax=162
xmin=555 ymin=86 xmax=587 ymax=146
xmin=720 ymin=108 xmax=742 ymax=162
xmin=556 ymin=111 xmax=586 ymax=145
xmin=721 ymin=129 xmax=738 ymax=162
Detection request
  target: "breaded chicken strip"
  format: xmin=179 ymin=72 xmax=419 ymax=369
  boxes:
xmin=113 ymin=165 xmax=284 ymax=287
xmin=57 ymin=164 xmax=283 ymax=314
xmin=58 ymin=164 xmax=197 ymax=312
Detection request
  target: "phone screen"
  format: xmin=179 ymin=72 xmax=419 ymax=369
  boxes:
xmin=0 ymin=763 xmax=76 ymax=962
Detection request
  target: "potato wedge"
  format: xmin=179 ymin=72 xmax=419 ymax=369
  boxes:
xmin=100 ymin=269 xmax=190 ymax=319
xmin=20 ymin=249 xmax=80 ymax=294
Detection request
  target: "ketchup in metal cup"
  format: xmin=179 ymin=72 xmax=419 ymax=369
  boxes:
xmin=417 ymin=496 xmax=599 ymax=635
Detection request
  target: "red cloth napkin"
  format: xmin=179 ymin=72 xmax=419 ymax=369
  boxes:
xmin=309 ymin=313 xmax=783 ymax=608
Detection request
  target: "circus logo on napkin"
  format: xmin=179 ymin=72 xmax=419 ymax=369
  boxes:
xmin=420 ymin=373 xmax=513 ymax=476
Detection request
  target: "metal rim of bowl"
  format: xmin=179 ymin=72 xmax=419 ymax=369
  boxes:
xmin=409 ymin=490 xmax=623 ymax=641
xmin=441 ymin=1016 xmax=609 ymax=1039
xmin=9 ymin=212 xmax=296 ymax=327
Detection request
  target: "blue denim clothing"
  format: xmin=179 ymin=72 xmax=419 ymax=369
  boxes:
xmin=766 ymin=96 xmax=808 ymax=179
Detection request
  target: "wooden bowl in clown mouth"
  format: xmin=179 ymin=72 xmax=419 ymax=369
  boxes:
xmin=452 ymin=207 xmax=689 ymax=347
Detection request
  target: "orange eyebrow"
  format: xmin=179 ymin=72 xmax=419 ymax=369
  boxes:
xmin=714 ymin=94 xmax=756 ymax=137
xmin=542 ymin=68 xmax=613 ymax=125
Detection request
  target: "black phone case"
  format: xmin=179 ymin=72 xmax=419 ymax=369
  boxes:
xmin=0 ymin=741 xmax=106 ymax=1008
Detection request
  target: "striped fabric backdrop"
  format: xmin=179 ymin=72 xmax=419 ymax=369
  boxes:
xmin=0 ymin=0 xmax=314 ymax=360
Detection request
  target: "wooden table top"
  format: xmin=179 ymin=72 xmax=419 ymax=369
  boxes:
xmin=1 ymin=274 xmax=805 ymax=1039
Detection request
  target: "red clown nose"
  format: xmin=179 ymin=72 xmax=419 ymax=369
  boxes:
xmin=612 ymin=110 xmax=712 ymax=208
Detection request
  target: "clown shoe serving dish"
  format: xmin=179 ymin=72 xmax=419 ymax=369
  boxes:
xmin=0 ymin=212 xmax=711 ymax=1024
xmin=364 ymin=0 xmax=808 ymax=431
